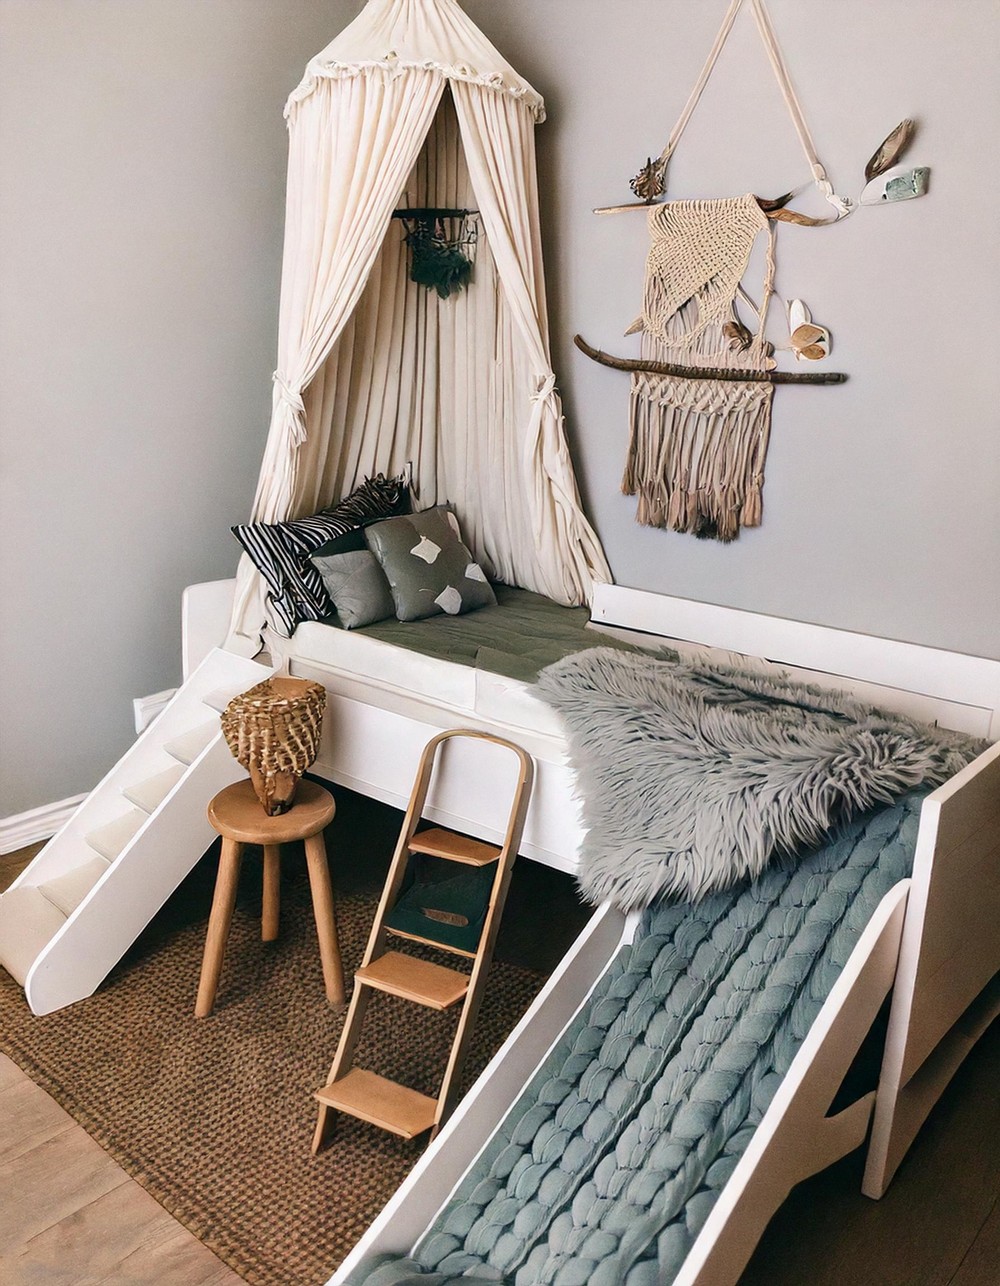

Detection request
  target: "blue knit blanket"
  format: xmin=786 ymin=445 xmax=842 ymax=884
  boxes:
xmin=348 ymin=793 xmax=926 ymax=1286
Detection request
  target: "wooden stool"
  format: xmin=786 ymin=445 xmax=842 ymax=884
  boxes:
xmin=195 ymin=778 xmax=345 ymax=1017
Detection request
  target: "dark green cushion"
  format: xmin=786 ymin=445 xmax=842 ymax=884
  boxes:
xmin=364 ymin=506 xmax=496 ymax=622
xmin=310 ymin=527 xmax=367 ymax=561
xmin=385 ymin=861 xmax=495 ymax=953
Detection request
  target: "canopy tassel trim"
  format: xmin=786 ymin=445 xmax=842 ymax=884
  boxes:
xmin=286 ymin=0 xmax=545 ymax=122
xmin=287 ymin=58 xmax=545 ymax=122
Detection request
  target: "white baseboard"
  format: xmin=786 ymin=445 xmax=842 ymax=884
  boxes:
xmin=0 ymin=794 xmax=87 ymax=856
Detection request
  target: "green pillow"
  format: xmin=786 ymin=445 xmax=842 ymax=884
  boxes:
xmin=364 ymin=506 xmax=497 ymax=622
xmin=308 ymin=548 xmax=395 ymax=629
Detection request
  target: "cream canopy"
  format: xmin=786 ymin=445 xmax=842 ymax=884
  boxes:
xmin=227 ymin=0 xmax=610 ymax=649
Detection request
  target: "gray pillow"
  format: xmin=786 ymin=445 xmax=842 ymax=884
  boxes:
xmin=364 ymin=506 xmax=497 ymax=622
xmin=308 ymin=548 xmax=396 ymax=629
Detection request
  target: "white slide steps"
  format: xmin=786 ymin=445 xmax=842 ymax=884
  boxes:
xmin=0 ymin=648 xmax=275 ymax=1015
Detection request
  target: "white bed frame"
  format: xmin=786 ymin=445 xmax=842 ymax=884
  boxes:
xmin=187 ymin=579 xmax=1000 ymax=1285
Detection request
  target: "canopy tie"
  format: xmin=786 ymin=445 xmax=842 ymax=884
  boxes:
xmin=272 ymin=371 xmax=307 ymax=446
xmin=531 ymin=373 xmax=558 ymax=404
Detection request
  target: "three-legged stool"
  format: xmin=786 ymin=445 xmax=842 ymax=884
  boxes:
xmin=195 ymin=777 xmax=345 ymax=1017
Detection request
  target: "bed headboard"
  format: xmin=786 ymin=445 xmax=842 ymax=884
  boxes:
xmin=591 ymin=584 xmax=1000 ymax=740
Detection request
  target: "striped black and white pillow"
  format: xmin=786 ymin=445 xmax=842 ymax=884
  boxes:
xmin=232 ymin=473 xmax=409 ymax=636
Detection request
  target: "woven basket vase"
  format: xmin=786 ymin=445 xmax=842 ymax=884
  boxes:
xmin=221 ymin=677 xmax=326 ymax=816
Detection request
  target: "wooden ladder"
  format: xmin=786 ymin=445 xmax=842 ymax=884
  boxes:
xmin=311 ymin=729 xmax=534 ymax=1151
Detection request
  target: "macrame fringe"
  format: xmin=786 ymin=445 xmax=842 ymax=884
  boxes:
xmin=621 ymin=198 xmax=778 ymax=541
xmin=623 ymin=373 xmax=773 ymax=541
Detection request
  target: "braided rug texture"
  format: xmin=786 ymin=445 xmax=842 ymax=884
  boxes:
xmin=351 ymin=793 xmax=923 ymax=1286
xmin=0 ymin=849 xmax=544 ymax=1285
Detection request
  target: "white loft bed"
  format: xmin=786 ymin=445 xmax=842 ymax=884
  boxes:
xmin=174 ymin=3 xmax=995 ymax=1266
xmin=184 ymin=577 xmax=1000 ymax=1285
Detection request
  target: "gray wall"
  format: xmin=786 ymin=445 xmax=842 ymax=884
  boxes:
xmin=2 ymin=0 xmax=997 ymax=819
xmin=0 ymin=0 xmax=347 ymax=817
xmin=459 ymin=0 xmax=999 ymax=660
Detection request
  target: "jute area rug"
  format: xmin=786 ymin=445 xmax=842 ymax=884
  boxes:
xmin=0 ymin=798 xmax=550 ymax=1286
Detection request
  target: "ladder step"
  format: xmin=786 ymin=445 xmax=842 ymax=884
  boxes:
xmin=315 ymin=1068 xmax=438 ymax=1139
xmin=84 ymin=809 xmax=147 ymax=861
xmin=356 ymin=951 xmax=470 ymax=1010
xmin=312 ymin=732 xmax=534 ymax=1152
xmin=202 ymin=685 xmax=242 ymax=714
xmin=122 ymin=763 xmax=187 ymax=814
xmin=37 ymin=856 xmax=111 ymax=917
xmin=0 ymin=886 xmax=68 ymax=987
xmin=163 ymin=720 xmax=219 ymax=765
xmin=408 ymin=827 xmax=501 ymax=866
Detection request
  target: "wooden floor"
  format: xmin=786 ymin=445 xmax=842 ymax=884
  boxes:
xmin=0 ymin=1052 xmax=242 ymax=1285
xmin=1 ymin=837 xmax=998 ymax=1285
xmin=0 ymin=844 xmax=243 ymax=1285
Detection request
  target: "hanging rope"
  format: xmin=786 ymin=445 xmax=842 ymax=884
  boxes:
xmin=651 ymin=0 xmax=745 ymax=178
xmin=747 ymin=0 xmax=853 ymax=218
xmin=631 ymin=0 xmax=853 ymax=221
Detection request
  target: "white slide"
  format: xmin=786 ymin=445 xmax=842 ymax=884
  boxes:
xmin=0 ymin=648 xmax=275 ymax=1015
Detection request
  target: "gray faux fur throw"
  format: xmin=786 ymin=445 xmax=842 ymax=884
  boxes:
xmin=534 ymin=648 xmax=985 ymax=909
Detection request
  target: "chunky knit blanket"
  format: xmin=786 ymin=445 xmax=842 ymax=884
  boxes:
xmin=349 ymin=794 xmax=925 ymax=1286
xmin=533 ymin=648 xmax=980 ymax=907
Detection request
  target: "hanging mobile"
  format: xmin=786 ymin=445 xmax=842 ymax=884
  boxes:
xmin=393 ymin=207 xmax=479 ymax=299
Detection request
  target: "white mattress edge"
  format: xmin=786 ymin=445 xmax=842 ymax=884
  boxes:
xmin=284 ymin=624 xmax=570 ymax=764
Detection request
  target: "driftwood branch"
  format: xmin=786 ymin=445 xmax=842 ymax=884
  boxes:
xmin=573 ymin=335 xmax=848 ymax=385
xmin=593 ymin=193 xmax=832 ymax=223
xmin=593 ymin=200 xmax=664 ymax=216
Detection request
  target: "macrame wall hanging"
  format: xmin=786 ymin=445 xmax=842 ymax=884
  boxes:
xmin=577 ymin=0 xmax=929 ymax=541
xmin=393 ymin=206 xmax=479 ymax=299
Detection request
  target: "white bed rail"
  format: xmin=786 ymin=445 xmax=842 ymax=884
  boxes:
xmin=181 ymin=577 xmax=237 ymax=680
xmin=864 ymin=739 xmax=1000 ymax=1197
xmin=592 ymin=584 xmax=1000 ymax=740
